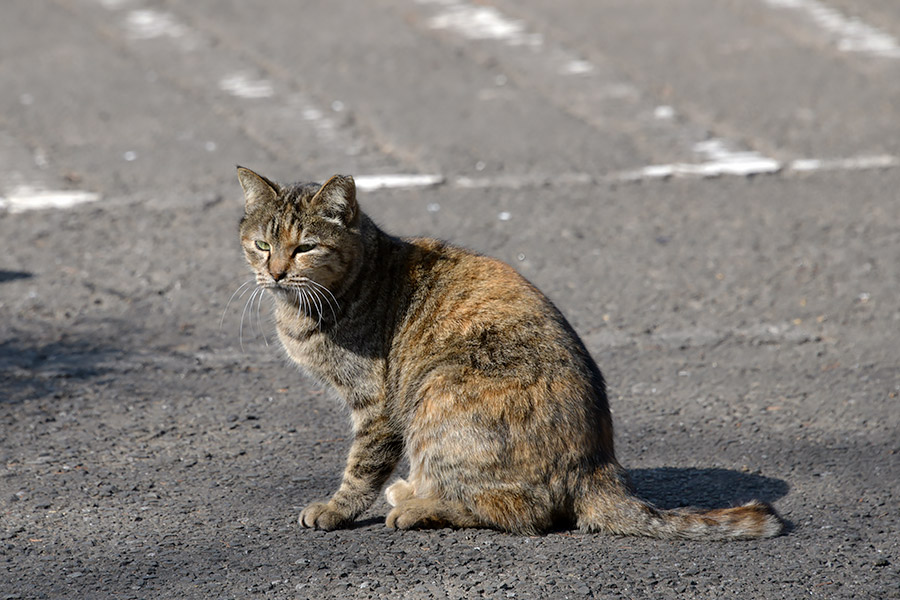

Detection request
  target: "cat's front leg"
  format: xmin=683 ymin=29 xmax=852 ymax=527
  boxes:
xmin=299 ymin=410 xmax=402 ymax=530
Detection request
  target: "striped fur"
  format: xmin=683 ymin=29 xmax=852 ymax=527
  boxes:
xmin=236 ymin=168 xmax=784 ymax=540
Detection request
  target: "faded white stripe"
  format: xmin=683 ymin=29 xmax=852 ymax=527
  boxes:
xmin=219 ymin=73 xmax=275 ymax=99
xmin=789 ymin=154 xmax=900 ymax=172
xmin=763 ymin=0 xmax=900 ymax=58
xmin=426 ymin=2 xmax=542 ymax=47
xmin=124 ymin=9 xmax=200 ymax=50
xmin=0 ymin=186 xmax=100 ymax=214
xmin=451 ymin=152 xmax=899 ymax=187
xmin=355 ymin=174 xmax=445 ymax=191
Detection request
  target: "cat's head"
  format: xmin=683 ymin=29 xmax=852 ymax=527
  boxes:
xmin=237 ymin=167 xmax=363 ymax=301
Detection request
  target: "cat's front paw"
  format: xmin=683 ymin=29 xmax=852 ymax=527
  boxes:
xmin=298 ymin=502 xmax=351 ymax=530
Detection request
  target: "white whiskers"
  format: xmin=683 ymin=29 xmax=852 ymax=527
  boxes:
xmin=292 ymin=277 xmax=341 ymax=331
xmin=220 ymin=280 xmax=255 ymax=330
xmin=304 ymin=278 xmax=340 ymax=325
xmin=239 ymin=286 xmax=263 ymax=352
xmin=221 ymin=275 xmax=341 ymax=352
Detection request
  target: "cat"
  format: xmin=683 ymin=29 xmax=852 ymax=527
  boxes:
xmin=236 ymin=167 xmax=783 ymax=539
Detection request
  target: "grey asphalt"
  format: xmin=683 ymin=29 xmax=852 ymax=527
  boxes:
xmin=1 ymin=1 xmax=898 ymax=599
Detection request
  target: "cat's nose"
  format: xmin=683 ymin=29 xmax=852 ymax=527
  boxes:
xmin=268 ymin=257 xmax=290 ymax=282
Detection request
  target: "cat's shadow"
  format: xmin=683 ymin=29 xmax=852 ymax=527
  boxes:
xmin=0 ymin=270 xmax=32 ymax=283
xmin=628 ymin=467 xmax=789 ymax=510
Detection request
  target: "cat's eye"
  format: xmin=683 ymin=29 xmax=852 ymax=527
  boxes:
xmin=294 ymin=243 xmax=317 ymax=255
xmin=255 ymin=240 xmax=271 ymax=251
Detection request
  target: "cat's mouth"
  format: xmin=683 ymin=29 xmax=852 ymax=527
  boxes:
xmin=262 ymin=278 xmax=340 ymax=325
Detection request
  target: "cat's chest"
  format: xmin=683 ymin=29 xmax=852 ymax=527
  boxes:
xmin=276 ymin=320 xmax=383 ymax=402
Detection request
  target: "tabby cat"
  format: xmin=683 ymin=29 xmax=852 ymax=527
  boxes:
xmin=236 ymin=167 xmax=783 ymax=539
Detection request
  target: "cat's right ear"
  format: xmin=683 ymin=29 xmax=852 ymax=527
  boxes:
xmin=237 ymin=166 xmax=279 ymax=209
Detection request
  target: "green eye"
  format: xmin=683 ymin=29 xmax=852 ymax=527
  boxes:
xmin=255 ymin=240 xmax=271 ymax=251
xmin=294 ymin=243 xmax=317 ymax=255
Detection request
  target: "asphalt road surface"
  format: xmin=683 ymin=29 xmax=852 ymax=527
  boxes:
xmin=2 ymin=1 xmax=898 ymax=598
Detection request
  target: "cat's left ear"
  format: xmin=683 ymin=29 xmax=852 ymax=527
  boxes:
xmin=308 ymin=175 xmax=358 ymax=225
xmin=237 ymin=166 xmax=280 ymax=209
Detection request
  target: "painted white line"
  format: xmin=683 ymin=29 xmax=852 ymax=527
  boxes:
xmin=560 ymin=59 xmax=594 ymax=75
xmin=693 ymin=138 xmax=782 ymax=176
xmin=619 ymin=160 xmax=781 ymax=181
xmin=762 ymin=0 xmax=900 ymax=58
xmin=124 ymin=9 xmax=199 ymax=50
xmin=354 ymin=174 xmax=445 ymax=191
xmin=616 ymin=151 xmax=898 ymax=181
xmin=218 ymin=73 xmax=275 ymax=99
xmin=448 ymin=152 xmax=900 ymax=188
xmin=455 ymin=172 xmax=594 ymax=189
xmin=617 ymin=139 xmax=782 ymax=180
xmin=0 ymin=186 xmax=100 ymax=214
xmin=654 ymin=105 xmax=676 ymax=120
xmin=788 ymin=154 xmax=900 ymax=172
xmin=413 ymin=0 xmax=787 ymax=176
xmin=125 ymin=9 xmax=187 ymax=40
xmin=426 ymin=2 xmax=542 ymax=47
xmin=97 ymin=0 xmax=136 ymax=8
xmin=100 ymin=0 xmax=365 ymax=156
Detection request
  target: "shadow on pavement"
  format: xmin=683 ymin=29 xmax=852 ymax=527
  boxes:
xmin=629 ymin=466 xmax=789 ymax=510
xmin=0 ymin=270 xmax=33 ymax=283
xmin=0 ymin=336 xmax=120 ymax=404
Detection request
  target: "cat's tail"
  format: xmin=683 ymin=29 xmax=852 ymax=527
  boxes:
xmin=575 ymin=464 xmax=783 ymax=540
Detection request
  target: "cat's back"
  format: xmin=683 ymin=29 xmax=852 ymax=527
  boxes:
xmin=393 ymin=237 xmax=599 ymax=387
xmin=391 ymin=236 xmax=613 ymax=467
xmin=399 ymin=236 xmax=554 ymax=335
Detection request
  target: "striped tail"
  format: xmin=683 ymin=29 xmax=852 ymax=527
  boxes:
xmin=576 ymin=466 xmax=784 ymax=540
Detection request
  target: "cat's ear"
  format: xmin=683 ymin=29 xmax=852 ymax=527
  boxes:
xmin=237 ymin=166 xmax=279 ymax=208
xmin=308 ymin=175 xmax=358 ymax=225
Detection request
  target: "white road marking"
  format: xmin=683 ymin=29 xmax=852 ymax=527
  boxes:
xmin=125 ymin=9 xmax=187 ymax=41
xmin=6 ymin=148 xmax=888 ymax=215
xmin=560 ymin=60 xmax=594 ymax=75
xmin=426 ymin=2 xmax=542 ymax=47
xmin=354 ymin=174 xmax=445 ymax=191
xmin=97 ymin=0 xmax=136 ymax=8
xmin=92 ymin=0 xmax=900 ymax=198
xmin=654 ymin=105 xmax=676 ymax=120
xmin=218 ymin=73 xmax=275 ymax=99
xmin=414 ymin=0 xmax=787 ymax=176
xmin=617 ymin=139 xmax=782 ymax=180
xmin=455 ymin=172 xmax=593 ymax=189
xmin=788 ymin=154 xmax=900 ymax=172
xmin=0 ymin=186 xmax=100 ymax=214
xmin=762 ymin=0 xmax=900 ymax=58
xmin=613 ymin=150 xmax=898 ymax=181
xmin=450 ymin=151 xmax=899 ymax=188
xmin=301 ymin=108 xmax=324 ymax=121
xmin=99 ymin=0 xmax=363 ymax=157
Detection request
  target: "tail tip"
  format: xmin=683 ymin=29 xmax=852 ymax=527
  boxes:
xmin=741 ymin=499 xmax=784 ymax=538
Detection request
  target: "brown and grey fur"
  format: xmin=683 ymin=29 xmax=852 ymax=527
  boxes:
xmin=236 ymin=167 xmax=783 ymax=540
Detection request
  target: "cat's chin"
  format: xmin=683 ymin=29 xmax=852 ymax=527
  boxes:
xmin=264 ymin=284 xmax=297 ymax=303
xmin=266 ymin=284 xmax=321 ymax=313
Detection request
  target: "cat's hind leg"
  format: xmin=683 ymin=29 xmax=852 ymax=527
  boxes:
xmin=386 ymin=497 xmax=484 ymax=530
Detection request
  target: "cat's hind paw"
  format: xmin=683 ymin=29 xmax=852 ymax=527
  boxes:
xmin=386 ymin=498 xmax=481 ymax=530
xmin=386 ymin=502 xmax=435 ymax=530
xmin=385 ymin=478 xmax=415 ymax=507
xmin=298 ymin=502 xmax=351 ymax=530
